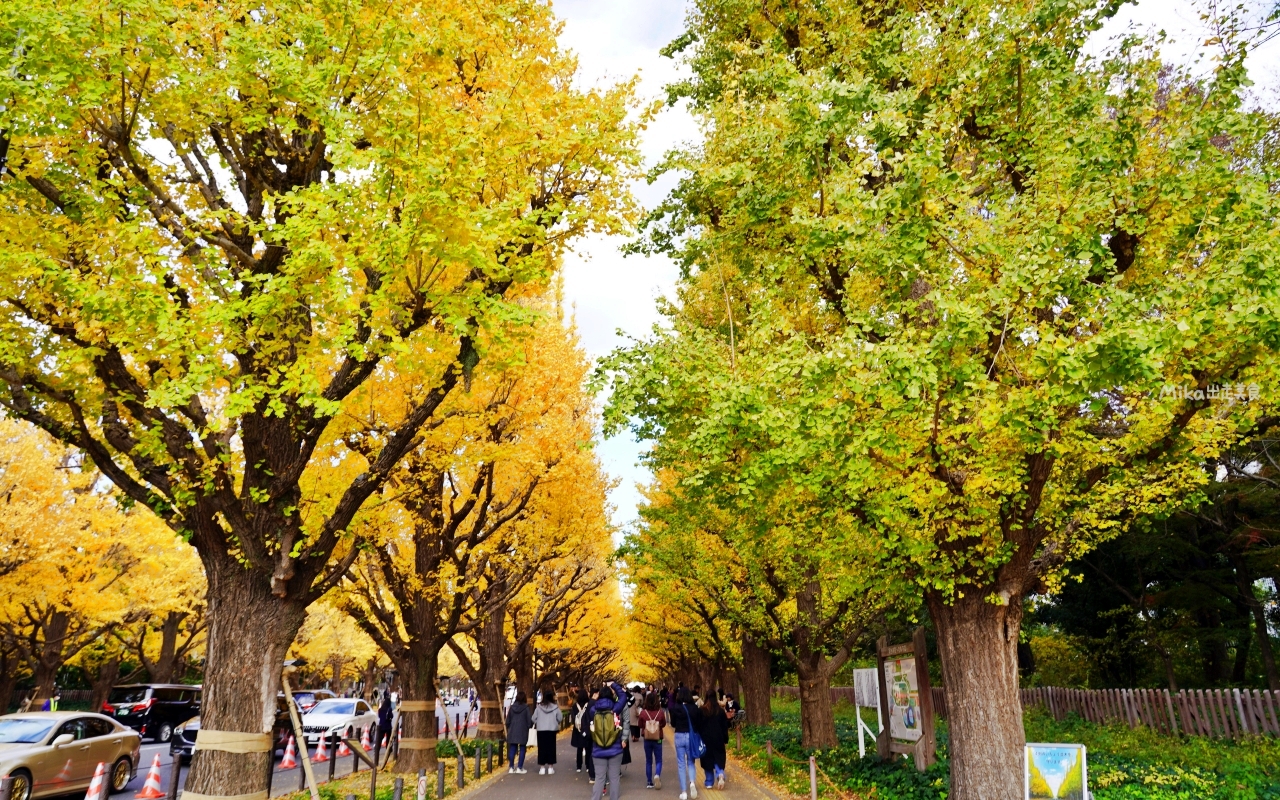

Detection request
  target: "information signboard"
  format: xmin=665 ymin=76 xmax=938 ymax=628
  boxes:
xmin=875 ymin=628 xmax=936 ymax=771
xmin=883 ymin=656 xmax=923 ymax=742
xmin=1025 ymin=743 xmax=1088 ymax=800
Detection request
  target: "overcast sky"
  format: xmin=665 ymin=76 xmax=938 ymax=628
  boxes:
xmin=550 ymin=0 xmax=1280 ymax=544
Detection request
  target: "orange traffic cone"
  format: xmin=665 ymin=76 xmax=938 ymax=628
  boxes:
xmin=336 ymin=736 xmax=352 ymax=757
xmin=84 ymin=762 xmax=106 ymax=800
xmin=280 ymin=735 xmax=299 ymax=769
xmin=311 ymin=735 xmax=329 ymax=763
xmin=360 ymin=726 xmax=372 ymax=751
xmin=135 ymin=754 xmax=165 ymax=799
xmin=55 ymin=759 xmax=74 ymax=784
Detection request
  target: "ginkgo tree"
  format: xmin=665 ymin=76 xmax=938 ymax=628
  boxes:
xmin=602 ymin=1 xmax=1280 ymax=797
xmin=0 ymin=0 xmax=638 ymax=796
xmin=340 ymin=302 xmax=613 ymax=763
xmin=0 ymin=419 xmax=203 ymax=709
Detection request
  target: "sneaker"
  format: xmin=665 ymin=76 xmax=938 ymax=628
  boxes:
xmin=508 ymin=768 xmax=515 ymax=774
xmin=645 ymin=784 xmax=654 ymax=790
xmin=539 ymin=767 xmax=546 ymax=775
xmin=690 ymin=782 xmax=698 ymax=799
xmin=716 ymin=774 xmax=724 ymax=789
xmin=679 ymin=793 xmax=688 ymax=800
xmin=576 ymin=769 xmax=582 ymax=773
xmin=517 ymin=768 xmax=527 ymax=774
xmin=654 ymin=775 xmax=661 ymax=790
xmin=589 ymin=779 xmax=595 ymax=785
xmin=548 ymin=767 xmax=555 ymax=774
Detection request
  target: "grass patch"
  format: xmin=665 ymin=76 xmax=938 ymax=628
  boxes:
xmin=729 ymin=697 xmax=1280 ymax=799
xmin=278 ymin=741 xmax=507 ymax=800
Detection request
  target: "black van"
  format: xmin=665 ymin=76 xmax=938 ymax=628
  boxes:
xmin=103 ymin=684 xmax=202 ymax=743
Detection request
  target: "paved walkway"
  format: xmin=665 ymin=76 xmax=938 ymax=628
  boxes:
xmin=461 ymin=733 xmax=781 ymax=800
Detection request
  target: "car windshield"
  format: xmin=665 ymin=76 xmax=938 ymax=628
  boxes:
xmin=293 ymin=693 xmax=316 ymax=705
xmin=108 ymin=687 xmax=148 ymax=705
xmin=0 ymin=718 xmax=57 ymax=744
xmin=307 ymin=700 xmax=355 ymax=716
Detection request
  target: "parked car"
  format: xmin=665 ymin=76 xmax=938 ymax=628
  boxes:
xmin=102 ymin=684 xmax=201 ymax=743
xmin=170 ymin=696 xmax=300 ymax=763
xmin=0 ymin=711 xmax=140 ymax=800
xmin=299 ymin=698 xmax=376 ymax=748
xmin=290 ymin=690 xmax=336 ymax=713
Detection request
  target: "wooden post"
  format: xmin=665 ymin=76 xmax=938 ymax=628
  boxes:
xmin=0 ymin=776 xmax=15 ymax=800
xmin=875 ymin=635 xmax=891 ymax=761
xmin=392 ymin=777 xmax=404 ymax=800
xmin=328 ymin=733 xmax=337 ymax=782
xmin=281 ymin=670 xmax=321 ymax=800
xmin=369 ymin=749 xmax=378 ymax=800
xmin=168 ymin=754 xmax=183 ymax=800
xmin=436 ymin=761 xmax=444 ymax=799
xmin=736 ymin=726 xmax=741 ymax=752
xmin=474 ymin=746 xmax=481 ymax=779
xmin=456 ymin=750 xmax=465 ymax=788
xmin=809 ymin=756 xmax=818 ymax=800
xmin=766 ymin=740 xmax=772 ymax=774
xmin=912 ymin=627 xmax=937 ymax=770
xmin=487 ymin=741 xmax=494 ymax=772
xmin=415 ymin=768 xmax=427 ymax=800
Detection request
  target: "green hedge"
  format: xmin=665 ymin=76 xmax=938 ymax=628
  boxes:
xmin=740 ymin=699 xmax=1280 ymax=799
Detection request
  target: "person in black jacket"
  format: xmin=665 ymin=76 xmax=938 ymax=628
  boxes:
xmin=572 ymin=688 xmax=596 ymax=781
xmin=698 ymin=697 xmax=729 ymax=790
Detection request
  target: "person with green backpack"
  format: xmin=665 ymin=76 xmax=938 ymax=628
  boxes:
xmin=588 ymin=680 xmax=629 ymax=800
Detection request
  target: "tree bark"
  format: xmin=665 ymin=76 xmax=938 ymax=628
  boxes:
xmin=928 ymin=591 xmax=1025 ymax=800
xmin=148 ymin=612 xmax=185 ymax=684
xmin=393 ymin=650 xmax=440 ymax=774
xmin=794 ymin=663 xmax=836 ymax=748
xmin=740 ymin=633 xmax=773 ymax=725
xmin=477 ymin=604 xmax=508 ymax=741
xmin=0 ymin=647 xmax=17 ymax=714
xmin=31 ymin=610 xmax=69 ymax=702
xmin=90 ymin=657 xmax=121 ymax=714
xmin=184 ymin=568 xmax=306 ymax=799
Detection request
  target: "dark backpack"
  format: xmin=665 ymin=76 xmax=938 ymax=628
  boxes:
xmin=591 ymin=708 xmax=620 ymax=748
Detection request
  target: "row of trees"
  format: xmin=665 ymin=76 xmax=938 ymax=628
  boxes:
xmin=601 ymin=2 xmax=1280 ymax=799
xmin=0 ymin=420 xmax=206 ymax=711
xmin=0 ymin=0 xmax=637 ymax=797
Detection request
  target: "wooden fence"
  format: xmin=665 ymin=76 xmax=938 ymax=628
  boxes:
xmin=771 ymin=685 xmax=1280 ymax=738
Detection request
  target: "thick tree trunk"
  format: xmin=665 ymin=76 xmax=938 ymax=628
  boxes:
xmin=148 ymin=612 xmax=185 ymax=683
xmin=477 ymin=605 xmax=508 ymax=741
xmin=31 ymin=610 xmax=69 ymax=702
xmin=362 ymin=658 xmax=378 ymax=703
xmin=394 ymin=651 xmax=440 ymax=774
xmin=185 ymin=569 xmax=306 ymax=799
xmin=794 ymin=664 xmax=836 ymax=749
xmin=512 ymin=645 xmax=534 ymax=702
xmin=740 ymin=634 xmax=772 ymax=725
xmin=928 ymin=591 xmax=1025 ymax=800
xmin=90 ymin=657 xmax=121 ymax=714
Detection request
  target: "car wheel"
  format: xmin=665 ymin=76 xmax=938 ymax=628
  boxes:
xmin=110 ymin=757 xmax=132 ymax=793
xmin=9 ymin=769 xmax=32 ymax=800
xmin=156 ymin=723 xmax=173 ymax=743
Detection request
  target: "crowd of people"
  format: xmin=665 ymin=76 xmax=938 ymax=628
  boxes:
xmin=506 ymin=679 xmax=741 ymax=800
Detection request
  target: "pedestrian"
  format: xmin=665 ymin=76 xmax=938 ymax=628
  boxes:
xmin=588 ymin=680 xmax=629 ymax=800
xmin=505 ymin=690 xmax=532 ymax=774
xmin=639 ymin=691 xmax=666 ymax=790
xmin=532 ymin=685 xmax=561 ymax=775
xmin=377 ymin=693 xmax=394 ymax=750
xmin=572 ymin=688 xmax=595 ymax=781
xmin=668 ymin=687 xmax=701 ymax=800
xmin=698 ymin=694 xmax=729 ymax=790
xmin=628 ymin=686 xmax=643 ymax=741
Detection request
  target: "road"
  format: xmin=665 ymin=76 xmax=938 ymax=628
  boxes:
xmin=45 ymin=703 xmax=480 ymax=800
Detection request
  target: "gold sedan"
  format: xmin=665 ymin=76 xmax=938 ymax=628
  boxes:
xmin=0 ymin=712 xmax=141 ymax=800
